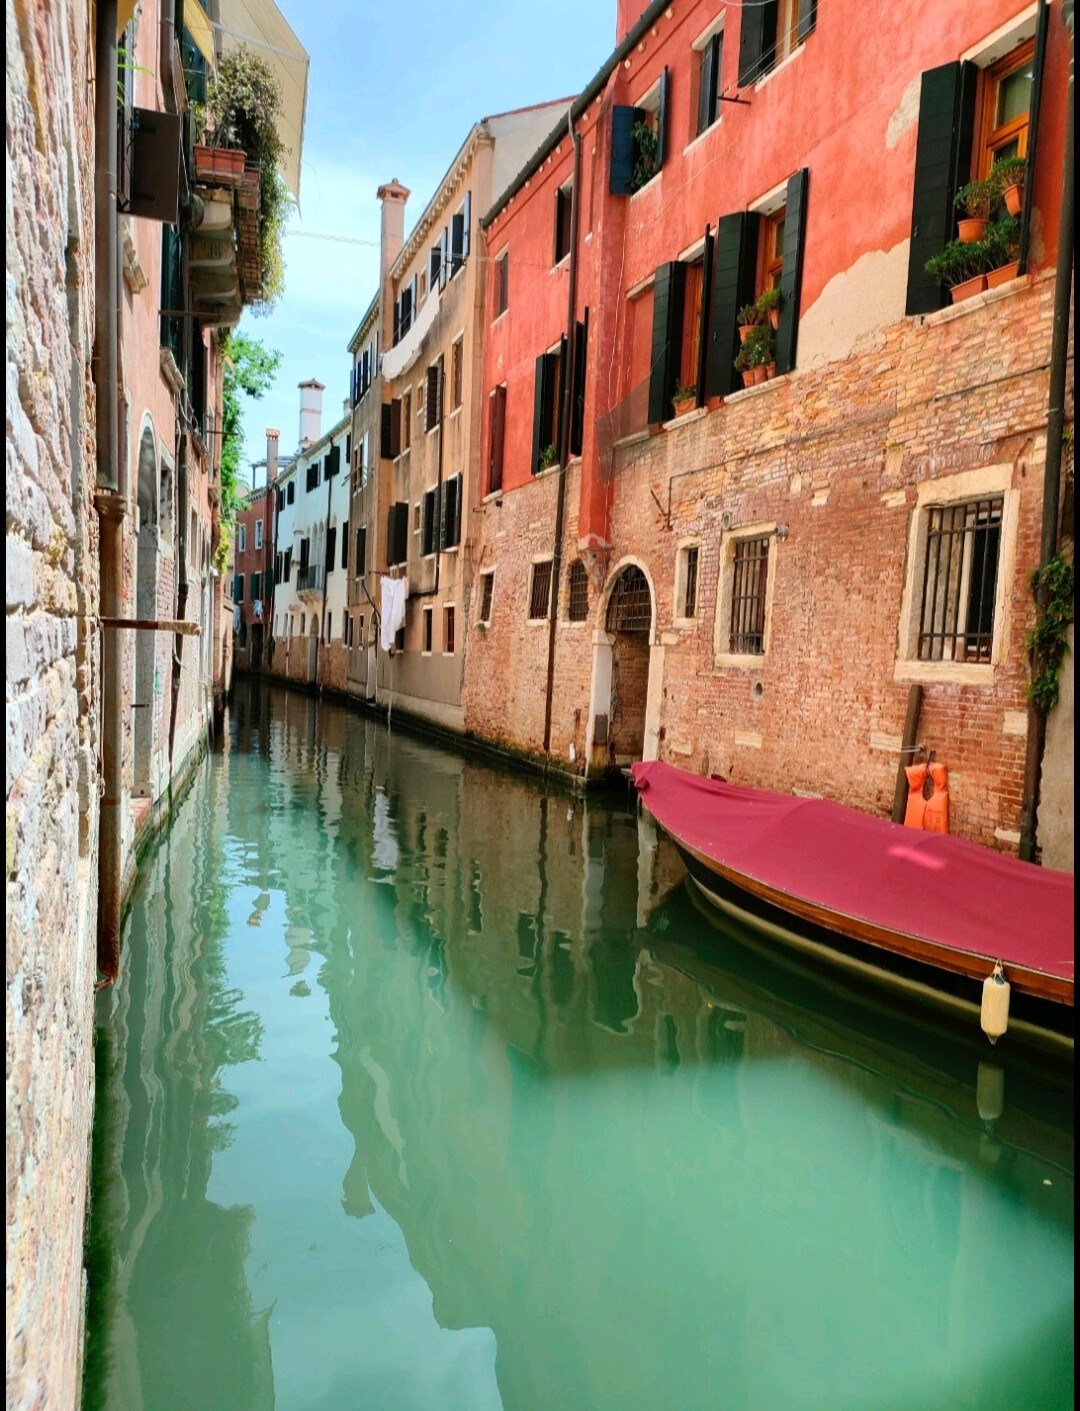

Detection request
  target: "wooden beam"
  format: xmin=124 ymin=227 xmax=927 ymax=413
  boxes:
xmin=891 ymin=683 xmax=923 ymax=824
xmin=98 ymin=617 xmax=201 ymax=636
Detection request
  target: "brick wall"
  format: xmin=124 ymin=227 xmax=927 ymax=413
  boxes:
xmin=6 ymin=0 xmax=100 ymax=1404
xmin=464 ymin=275 xmax=1070 ymax=852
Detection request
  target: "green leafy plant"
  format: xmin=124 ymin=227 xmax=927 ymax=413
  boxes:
xmin=735 ymin=323 xmax=773 ymax=371
xmin=924 ymin=236 xmax=997 ymax=289
xmin=630 ymin=120 xmax=659 ymax=192
xmin=1027 ymin=553 xmax=1074 ymax=714
xmin=538 ymin=443 xmax=558 ymax=471
xmin=671 ymin=380 xmax=697 ymax=405
xmin=754 ymin=286 xmax=781 ymax=318
xmin=737 ymin=301 xmax=764 ymax=327
xmin=986 ymin=213 xmax=1021 ymax=265
xmin=954 ymin=178 xmax=995 ymax=222
xmin=989 ymin=156 xmax=1026 ymax=198
xmin=215 ymin=332 xmax=282 ymax=569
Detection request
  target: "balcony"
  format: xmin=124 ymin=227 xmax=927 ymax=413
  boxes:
xmin=189 ymin=155 xmax=262 ymax=327
xmin=296 ymin=563 xmax=324 ymax=596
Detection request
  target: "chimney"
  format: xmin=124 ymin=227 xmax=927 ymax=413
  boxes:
xmin=378 ymin=179 xmax=410 ymax=347
xmin=297 ymin=379 xmax=325 ymax=449
xmin=342 ymin=398 xmax=351 ymax=417
xmin=266 ymin=428 xmax=280 ymax=482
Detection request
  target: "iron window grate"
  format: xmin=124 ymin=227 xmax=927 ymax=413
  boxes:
xmin=606 ymin=565 xmax=651 ymax=632
xmin=683 ymin=545 xmax=699 ymax=618
xmin=479 ymin=573 xmax=494 ymax=623
xmin=729 ymin=537 xmax=769 ymax=654
xmin=918 ymin=497 xmax=1003 ymax=662
xmin=567 ymin=560 xmax=589 ymax=621
xmin=529 ymin=561 xmax=553 ymax=620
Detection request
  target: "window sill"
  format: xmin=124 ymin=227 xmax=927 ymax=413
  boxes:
xmin=662 ymin=406 xmax=707 ymax=431
xmin=526 ymin=617 xmax=549 ymax=627
xmin=629 ymin=171 xmax=662 ymax=201
xmin=682 ymin=121 xmax=722 ymax=159
xmin=671 ymin=617 xmax=699 ymax=631
xmin=920 ymin=274 xmax=1032 ymax=328
xmin=753 ymin=43 xmax=804 ymax=92
xmin=552 ymin=253 xmax=570 ymax=273
xmin=449 ymin=406 xmax=462 ymax=421
xmin=893 ymin=659 xmax=996 ymax=687
xmin=491 ymin=308 xmax=509 ymax=328
xmin=481 ymin=489 xmax=504 ymax=505
xmin=724 ymin=373 xmax=789 ymax=404
xmin=612 ymin=429 xmax=652 ymax=451
xmin=715 ymin=651 xmax=767 ymax=670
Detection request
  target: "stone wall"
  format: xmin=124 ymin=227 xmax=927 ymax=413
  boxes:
xmin=6 ymin=0 xmax=99 ymax=1405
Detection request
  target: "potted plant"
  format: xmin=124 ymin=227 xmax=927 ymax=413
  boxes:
xmin=734 ymin=325 xmax=772 ymax=386
xmin=925 ymin=237 xmax=994 ymax=303
xmin=737 ymin=301 xmax=764 ymax=343
xmin=538 ymin=442 xmax=558 ymax=471
xmin=985 ymin=214 xmax=1021 ymax=288
xmin=756 ymin=286 xmax=781 ymax=331
xmin=954 ymin=179 xmax=994 ymax=242
xmin=671 ymin=381 xmax=697 ymax=418
xmin=990 ymin=156 xmax=1026 ymax=217
xmin=630 ymin=120 xmax=659 ymax=192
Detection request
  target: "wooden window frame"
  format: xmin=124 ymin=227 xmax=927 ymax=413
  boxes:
xmin=422 ymin=606 xmax=433 ymax=654
xmin=694 ymin=26 xmax=724 ymax=139
xmin=443 ymin=605 xmax=456 ymax=655
xmin=679 ymin=258 xmax=706 ymax=394
xmin=762 ymin=207 xmax=786 ymax=293
xmin=451 ymin=337 xmax=464 ymax=411
xmin=494 ymin=252 xmax=509 ymax=318
xmin=978 ymin=39 xmax=1036 ymax=176
xmin=554 ymin=184 xmax=573 ymax=265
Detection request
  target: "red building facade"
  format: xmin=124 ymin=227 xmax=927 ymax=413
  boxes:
xmin=461 ymin=0 xmax=1073 ymax=862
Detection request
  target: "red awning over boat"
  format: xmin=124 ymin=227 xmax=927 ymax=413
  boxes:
xmin=633 ymin=761 xmax=1074 ymax=988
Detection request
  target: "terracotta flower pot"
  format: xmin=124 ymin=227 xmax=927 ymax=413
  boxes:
xmin=194 ymin=145 xmax=246 ymax=180
xmin=748 ymin=366 xmax=766 ymax=386
xmin=957 ymin=217 xmax=988 ymax=243
xmin=1003 ymin=184 xmax=1023 ymax=217
xmin=986 ymin=260 xmax=1020 ymax=289
xmin=950 ymin=273 xmax=988 ymax=303
xmin=769 ymin=309 xmax=780 ymax=330
xmin=738 ymin=324 xmax=758 ymax=344
xmin=764 ymin=362 xmax=777 ymax=380
xmin=672 ymin=397 xmax=696 ymax=419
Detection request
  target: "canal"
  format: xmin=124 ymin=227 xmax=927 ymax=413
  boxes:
xmin=83 ymin=682 xmax=1074 ymax=1411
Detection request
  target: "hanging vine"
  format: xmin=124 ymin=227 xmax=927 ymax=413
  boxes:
xmin=1027 ymin=552 xmax=1074 ymax=714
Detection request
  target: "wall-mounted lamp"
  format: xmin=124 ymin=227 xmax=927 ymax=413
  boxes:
xmin=774 ymin=524 xmax=790 ymax=541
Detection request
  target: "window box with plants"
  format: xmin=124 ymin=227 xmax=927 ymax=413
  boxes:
xmin=630 ymin=120 xmax=659 ymax=193
xmin=537 ymin=443 xmax=559 ymax=472
xmin=991 ymin=156 xmax=1026 ymax=218
xmin=925 ymin=195 xmax=1022 ymax=305
xmin=953 ymin=178 xmax=995 ymax=243
xmin=734 ymin=323 xmax=775 ymax=387
xmin=671 ymin=381 xmax=698 ymax=418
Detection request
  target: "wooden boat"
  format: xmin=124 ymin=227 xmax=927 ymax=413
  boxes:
xmin=632 ymin=760 xmax=1074 ymax=1047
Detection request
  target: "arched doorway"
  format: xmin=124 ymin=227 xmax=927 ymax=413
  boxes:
xmin=134 ymin=424 xmax=159 ymax=796
xmin=592 ymin=563 xmax=655 ymax=767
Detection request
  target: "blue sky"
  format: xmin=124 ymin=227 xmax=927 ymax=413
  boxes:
xmin=236 ymin=0 xmax=616 ymax=486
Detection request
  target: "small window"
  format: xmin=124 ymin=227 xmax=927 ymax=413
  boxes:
xmin=421 ymin=487 xmax=438 ymax=556
xmin=494 ymin=252 xmax=509 ymax=317
xmin=444 ymin=605 xmax=456 ymax=654
xmin=682 ymin=545 xmax=699 ymax=618
xmin=763 ymin=207 xmax=786 ymax=292
xmin=414 ymin=501 xmax=422 ymax=534
xmin=554 ymin=184 xmax=573 ymax=264
xmin=679 ymin=259 xmax=705 ymax=395
xmin=251 ymin=571 xmax=262 ymax=601
xmin=567 ymin=560 xmax=589 ymax=621
xmin=451 ymin=339 xmax=463 ymax=411
xmin=917 ymin=498 xmax=1003 ymax=662
xmin=325 ymin=612 xmax=332 ymax=642
xmin=401 ymin=390 xmax=412 ymax=451
xmin=233 ymin=573 xmax=244 ymax=602
xmin=695 ymin=28 xmax=724 ymax=137
xmin=423 ymin=607 xmax=433 ymax=653
xmin=254 ymin=519 xmax=263 ymax=549
xmin=981 ymin=40 xmax=1035 ymax=173
xmin=729 ymin=537 xmax=770 ymax=654
xmin=479 ymin=571 xmax=495 ymax=624
xmin=286 ymin=481 xmax=295 ymax=505
xmin=529 ymin=561 xmax=553 ymax=620
xmin=238 ymin=524 xmax=247 ymax=553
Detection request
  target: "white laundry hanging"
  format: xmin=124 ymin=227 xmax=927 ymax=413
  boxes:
xmin=379 ymin=576 xmax=408 ymax=652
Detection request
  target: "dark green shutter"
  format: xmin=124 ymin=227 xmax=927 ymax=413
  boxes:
xmin=342 ymin=521 xmax=349 ymax=569
xmin=776 ymin=169 xmax=809 ymax=376
xmin=698 ymin=38 xmax=718 ymax=134
xmin=705 ymin=213 xmax=758 ymax=398
xmin=1018 ymin=0 xmax=1049 ymax=275
xmin=488 ymin=386 xmax=506 ymax=493
xmin=738 ymin=0 xmax=776 ymax=86
xmin=380 ymin=403 xmax=393 ymax=459
xmin=656 ymin=67 xmax=670 ymax=170
xmin=555 ymin=333 xmax=568 ymax=458
xmin=904 ymin=62 xmax=978 ymax=315
xmin=532 ymin=352 xmax=556 ymax=473
xmin=610 ymin=106 xmax=638 ymax=194
xmin=647 ymin=262 xmax=685 ymax=423
xmin=326 ymin=526 xmax=336 ymax=571
xmin=796 ymin=0 xmax=817 ymax=45
xmin=695 ymin=229 xmax=714 ymax=404
xmin=439 ymin=475 xmax=461 ymax=550
xmin=355 ymin=526 xmax=366 ymax=575
xmin=570 ymin=309 xmax=589 ymax=456
xmin=326 ymin=444 xmax=341 ymax=477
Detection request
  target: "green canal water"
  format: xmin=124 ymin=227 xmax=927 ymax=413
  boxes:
xmin=84 ymin=682 xmax=1074 ymax=1411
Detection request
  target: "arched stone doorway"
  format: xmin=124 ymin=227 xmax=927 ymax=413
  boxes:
xmin=588 ymin=562 xmax=659 ymax=769
xmin=134 ymin=424 xmax=160 ymax=796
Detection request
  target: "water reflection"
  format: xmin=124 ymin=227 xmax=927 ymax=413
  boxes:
xmin=85 ymin=680 xmax=1074 ymax=1411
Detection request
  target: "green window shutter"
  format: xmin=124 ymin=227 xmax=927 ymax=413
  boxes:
xmin=532 ymin=352 xmax=556 ymax=473
xmin=555 ymin=333 xmax=568 ymax=457
xmin=570 ymin=310 xmax=589 ymax=457
xmin=776 ymin=168 xmax=809 ymax=376
xmin=488 ymin=385 xmax=506 ymax=494
xmin=422 ymin=489 xmax=436 ymax=555
xmin=342 ymin=521 xmax=349 ymax=570
xmin=796 ymin=0 xmax=817 ymax=46
xmin=695 ymin=229 xmax=715 ymax=404
xmin=1018 ymin=0 xmax=1049 ymax=275
xmin=610 ymin=105 xmax=638 ymax=194
xmin=698 ymin=37 xmax=719 ymax=134
xmin=705 ymin=212 xmax=759 ymax=398
xmin=738 ymin=0 xmax=777 ymax=87
xmin=355 ymin=526 xmax=366 ymax=576
xmin=904 ymin=62 xmax=978 ymax=315
xmin=647 ymin=261 xmax=685 ymax=424
xmin=656 ymin=67 xmax=670 ymax=170
xmin=380 ymin=403 xmax=393 ymax=459
xmin=326 ymin=527 xmax=336 ymax=572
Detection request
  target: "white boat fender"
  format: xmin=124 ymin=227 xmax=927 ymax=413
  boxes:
xmin=976 ymin=1060 xmax=1005 ymax=1125
xmin=981 ymin=961 xmax=1011 ymax=1044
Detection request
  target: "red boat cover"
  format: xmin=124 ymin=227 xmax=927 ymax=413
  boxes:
xmin=632 ymin=761 xmax=1074 ymax=986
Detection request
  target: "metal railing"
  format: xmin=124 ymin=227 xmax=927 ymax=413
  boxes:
xmin=296 ymin=563 xmax=324 ymax=594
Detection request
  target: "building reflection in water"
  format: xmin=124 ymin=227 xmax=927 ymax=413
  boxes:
xmin=84 ymin=679 xmax=1075 ymax=1411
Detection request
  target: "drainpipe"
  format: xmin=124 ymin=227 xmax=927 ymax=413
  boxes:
xmin=93 ymin=0 xmax=124 ymax=982
xmin=1019 ymin=19 xmax=1074 ymax=863
xmin=542 ymin=108 xmax=582 ymax=759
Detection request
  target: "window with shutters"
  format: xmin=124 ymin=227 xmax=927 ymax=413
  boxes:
xmin=679 ymin=259 xmax=706 ymax=395
xmin=251 ymin=571 xmax=262 ymax=602
xmin=451 ymin=338 xmax=463 ymax=411
xmin=422 ymin=607 xmax=433 ymax=653
xmin=532 ymin=345 xmax=564 ymax=472
xmin=610 ymin=69 xmax=670 ymax=196
xmin=326 ymin=526 xmax=337 ymax=574
xmin=354 ymin=526 xmax=366 ymax=578
xmin=737 ymin=0 xmax=815 ymax=88
xmin=478 ymin=571 xmax=495 ymax=624
xmin=234 ymin=574 xmax=244 ymax=602
xmin=528 ymin=561 xmax=553 ymax=620
xmin=306 ymin=462 xmax=320 ymax=493
xmin=430 ymin=241 xmax=442 ymax=289
xmin=284 ymin=547 xmax=292 ymax=582
xmin=980 ymin=40 xmax=1035 ymax=174
xmin=341 ymin=520 xmax=349 ymax=570
xmin=762 ymin=208 xmax=786 ymax=292
xmin=693 ymin=22 xmax=724 ymax=138
xmin=425 ymin=362 xmax=441 ymax=432
xmin=487 ymin=384 xmax=507 ymax=494
xmin=441 ymin=473 xmax=462 ymax=550
xmin=554 ymin=184 xmax=573 ymax=264
xmin=630 ymin=81 xmax=663 ymax=192
xmin=401 ymin=390 xmax=412 ymax=452
xmin=286 ymin=481 xmax=295 ymax=505
xmin=450 ymin=193 xmax=471 ymax=277
xmin=421 ymin=487 xmax=438 ymax=557
xmin=493 ymin=252 xmax=509 ymax=318
xmin=238 ymin=524 xmax=247 ymax=553
xmin=567 ymin=560 xmax=589 ymax=622
xmin=444 ymin=606 xmax=455 ymax=655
